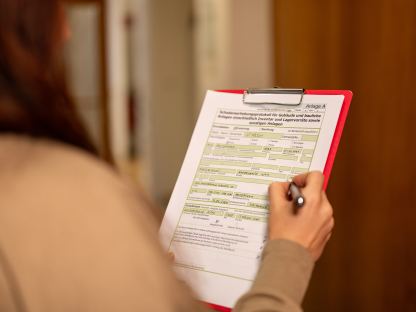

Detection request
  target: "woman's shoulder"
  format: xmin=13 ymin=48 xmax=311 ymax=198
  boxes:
xmin=0 ymin=134 xmax=152 ymax=235
xmin=0 ymin=133 xmax=156 ymax=240
xmin=0 ymin=134 xmax=143 ymax=207
xmin=0 ymin=134 xmax=120 ymax=184
xmin=0 ymin=135 xmax=196 ymax=311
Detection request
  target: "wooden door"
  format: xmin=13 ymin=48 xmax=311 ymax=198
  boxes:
xmin=274 ymin=0 xmax=416 ymax=310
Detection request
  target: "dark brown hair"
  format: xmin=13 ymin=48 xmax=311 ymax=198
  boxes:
xmin=0 ymin=0 xmax=98 ymax=155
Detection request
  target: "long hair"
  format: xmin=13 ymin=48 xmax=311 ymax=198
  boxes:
xmin=0 ymin=0 xmax=99 ymax=156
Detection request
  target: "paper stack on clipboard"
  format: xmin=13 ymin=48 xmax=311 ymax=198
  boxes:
xmin=160 ymin=88 xmax=352 ymax=311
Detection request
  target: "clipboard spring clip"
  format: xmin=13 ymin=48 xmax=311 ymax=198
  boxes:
xmin=243 ymin=87 xmax=305 ymax=106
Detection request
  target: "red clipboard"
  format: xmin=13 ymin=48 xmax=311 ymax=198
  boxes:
xmin=204 ymin=89 xmax=352 ymax=312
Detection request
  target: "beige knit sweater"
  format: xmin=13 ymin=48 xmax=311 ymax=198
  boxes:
xmin=0 ymin=135 xmax=313 ymax=312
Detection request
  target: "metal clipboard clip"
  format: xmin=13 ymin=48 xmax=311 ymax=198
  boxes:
xmin=243 ymin=88 xmax=305 ymax=106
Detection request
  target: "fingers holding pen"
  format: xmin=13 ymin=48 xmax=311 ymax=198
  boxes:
xmin=292 ymin=171 xmax=325 ymax=195
xmin=267 ymin=171 xmax=334 ymax=262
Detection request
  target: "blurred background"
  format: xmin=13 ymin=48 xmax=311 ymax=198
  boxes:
xmin=62 ymin=0 xmax=415 ymax=310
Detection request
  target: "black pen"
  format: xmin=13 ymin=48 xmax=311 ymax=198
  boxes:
xmin=288 ymin=181 xmax=305 ymax=208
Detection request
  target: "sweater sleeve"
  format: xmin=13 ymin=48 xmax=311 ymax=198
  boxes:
xmin=233 ymin=239 xmax=314 ymax=312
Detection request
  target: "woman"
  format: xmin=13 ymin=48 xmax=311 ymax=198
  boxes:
xmin=0 ymin=0 xmax=334 ymax=311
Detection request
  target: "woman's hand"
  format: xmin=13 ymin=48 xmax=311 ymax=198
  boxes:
xmin=268 ymin=171 xmax=334 ymax=261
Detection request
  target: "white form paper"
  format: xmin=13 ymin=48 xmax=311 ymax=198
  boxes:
xmin=160 ymin=90 xmax=344 ymax=308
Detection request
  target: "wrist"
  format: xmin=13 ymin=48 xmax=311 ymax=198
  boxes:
xmin=269 ymin=233 xmax=311 ymax=255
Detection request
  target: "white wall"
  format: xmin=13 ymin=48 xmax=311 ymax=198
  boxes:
xmin=194 ymin=0 xmax=274 ymax=112
xmin=106 ymin=0 xmax=129 ymax=162
xmin=134 ymin=0 xmax=195 ymax=203
xmin=227 ymin=0 xmax=274 ymax=88
xmin=132 ymin=0 xmax=274 ymax=204
xmin=193 ymin=0 xmax=231 ymax=109
xmin=65 ymin=4 xmax=102 ymax=147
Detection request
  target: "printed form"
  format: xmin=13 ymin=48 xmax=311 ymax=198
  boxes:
xmin=160 ymin=90 xmax=344 ymax=308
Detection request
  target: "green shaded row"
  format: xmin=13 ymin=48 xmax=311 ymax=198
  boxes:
xmin=183 ymin=207 xmax=266 ymax=222
xmin=193 ymin=181 xmax=237 ymax=189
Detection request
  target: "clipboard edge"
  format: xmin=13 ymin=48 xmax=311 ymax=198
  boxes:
xmin=305 ymin=90 xmax=352 ymax=190
xmin=206 ymin=302 xmax=231 ymax=312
